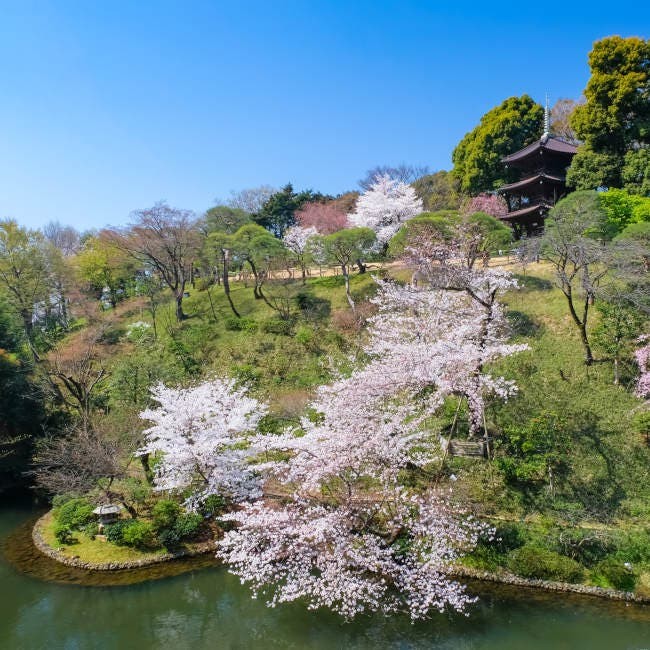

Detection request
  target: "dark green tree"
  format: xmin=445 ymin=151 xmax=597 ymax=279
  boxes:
xmin=204 ymin=205 xmax=251 ymax=235
xmin=622 ymin=148 xmax=650 ymax=196
xmin=322 ymin=228 xmax=376 ymax=312
xmin=0 ymin=298 xmax=43 ymax=492
xmin=567 ymin=36 xmax=650 ymax=191
xmin=452 ymin=95 xmax=544 ymax=195
xmin=253 ymin=184 xmax=327 ymax=237
xmin=231 ymin=224 xmax=287 ymax=302
xmin=388 ymin=211 xmax=459 ymax=258
xmin=411 ymin=171 xmax=461 ymax=211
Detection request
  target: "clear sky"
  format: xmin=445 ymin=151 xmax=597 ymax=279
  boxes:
xmin=1 ymin=1 xmax=648 ymax=230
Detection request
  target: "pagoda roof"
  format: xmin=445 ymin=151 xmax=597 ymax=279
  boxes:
xmin=499 ymin=172 xmax=565 ymax=192
xmin=500 ymin=202 xmax=553 ymax=221
xmin=502 ymin=136 xmax=578 ymax=165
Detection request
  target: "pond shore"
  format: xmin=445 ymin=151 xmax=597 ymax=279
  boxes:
xmin=30 ymin=513 xmax=650 ymax=603
xmin=31 ymin=513 xmax=215 ymax=571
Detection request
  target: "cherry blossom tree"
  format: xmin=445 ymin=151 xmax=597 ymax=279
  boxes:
xmin=295 ymin=201 xmax=348 ymax=234
xmin=635 ymin=336 xmax=650 ymax=399
xmin=217 ymin=277 xmax=524 ymax=619
xmin=218 ymin=375 xmax=489 ymax=620
xmin=349 ymin=175 xmax=423 ymax=245
xmin=461 ymin=193 xmax=508 ymax=218
xmin=401 ymin=227 xmax=526 ymax=434
xmin=282 ymin=225 xmax=318 ymax=282
xmin=138 ymin=378 xmax=267 ymax=509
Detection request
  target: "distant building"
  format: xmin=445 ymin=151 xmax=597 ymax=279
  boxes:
xmin=498 ymin=100 xmax=577 ymax=237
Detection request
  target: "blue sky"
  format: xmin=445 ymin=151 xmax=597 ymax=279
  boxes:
xmin=1 ymin=1 xmax=648 ymax=230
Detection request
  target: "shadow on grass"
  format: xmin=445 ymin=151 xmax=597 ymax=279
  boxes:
xmin=513 ymin=274 xmax=554 ymax=291
xmin=507 ymin=310 xmax=543 ymax=337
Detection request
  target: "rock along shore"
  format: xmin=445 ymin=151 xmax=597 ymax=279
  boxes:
xmin=451 ymin=565 xmax=650 ymax=604
xmin=31 ymin=514 xmax=650 ymax=603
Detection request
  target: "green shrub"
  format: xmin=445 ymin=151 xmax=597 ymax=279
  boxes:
xmin=53 ymin=523 xmax=74 ymax=545
xmin=224 ymin=317 xmax=258 ymax=332
xmin=231 ymin=363 xmax=261 ymax=385
xmin=82 ymin=522 xmax=100 ymax=539
xmin=151 ymin=500 xmax=181 ymax=531
xmin=507 ymin=545 xmax=585 ymax=582
xmin=613 ymin=529 xmax=650 ymax=564
xmin=295 ymin=326 xmax=314 ymax=346
xmin=202 ymin=494 xmax=227 ymax=517
xmin=173 ymin=513 xmax=203 ymax=540
xmin=158 ymin=512 xmax=203 ymax=548
xmin=121 ymin=520 xmax=158 ymax=550
xmin=104 ymin=520 xmax=132 ymax=545
xmin=51 ymin=494 xmax=75 ymax=509
xmin=553 ymin=528 xmax=613 ymax=567
xmin=492 ymin=522 xmax=527 ymax=554
xmin=55 ymin=498 xmax=95 ymax=531
xmin=592 ymin=558 xmax=638 ymax=591
xmin=295 ymin=292 xmax=331 ymax=320
xmin=262 ymin=318 xmax=293 ymax=335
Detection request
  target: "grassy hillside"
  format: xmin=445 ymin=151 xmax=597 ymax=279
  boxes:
xmin=51 ymin=260 xmax=650 ymax=592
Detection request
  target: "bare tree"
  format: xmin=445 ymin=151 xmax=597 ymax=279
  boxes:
xmin=227 ymin=185 xmax=277 ymax=214
xmin=542 ymin=192 xmax=610 ymax=365
xmin=32 ymin=427 xmax=137 ymax=516
xmin=47 ymin=330 xmax=108 ymax=432
xmin=550 ymin=98 xmax=584 ymax=145
xmin=358 ymin=164 xmax=430 ymax=190
xmin=32 ymin=428 xmax=121 ymax=496
xmin=42 ymin=221 xmax=80 ymax=256
xmin=107 ymin=202 xmax=201 ymax=321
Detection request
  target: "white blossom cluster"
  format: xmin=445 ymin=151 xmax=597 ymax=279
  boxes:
xmin=138 ymin=379 xmax=267 ymax=509
xmin=216 ymin=276 xmax=529 ymax=619
xmin=138 ymin=264 xmax=527 ymax=620
xmin=349 ymin=174 xmax=423 ymax=244
xmin=282 ymin=225 xmax=318 ymax=256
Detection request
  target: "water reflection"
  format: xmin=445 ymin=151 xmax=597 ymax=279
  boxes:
xmin=2 ymin=508 xmax=649 ymax=650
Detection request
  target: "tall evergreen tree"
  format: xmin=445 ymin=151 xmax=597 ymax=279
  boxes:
xmin=452 ymin=95 xmax=544 ymax=195
xmin=567 ymin=36 xmax=650 ymax=192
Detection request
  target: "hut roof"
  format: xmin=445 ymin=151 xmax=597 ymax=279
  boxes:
xmin=93 ymin=504 xmax=121 ymax=516
xmin=499 ymin=172 xmax=565 ymax=192
xmin=502 ymin=136 xmax=578 ymax=165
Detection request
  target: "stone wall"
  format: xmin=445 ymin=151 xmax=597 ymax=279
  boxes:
xmin=452 ymin=565 xmax=650 ymax=604
xmin=31 ymin=514 xmax=650 ymax=603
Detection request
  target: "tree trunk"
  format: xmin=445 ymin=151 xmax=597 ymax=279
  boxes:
xmin=613 ymin=357 xmax=620 ymax=385
xmin=175 ymin=290 xmax=186 ymax=321
xmin=564 ymin=291 xmax=593 ymax=365
xmin=247 ymin=260 xmax=262 ymax=300
xmin=222 ymin=251 xmax=240 ymax=317
xmin=343 ymin=265 xmax=355 ymax=312
xmin=356 ymin=259 xmax=366 ymax=274
xmin=120 ymin=498 xmax=138 ymax=519
xmin=139 ymin=453 xmax=154 ymax=486
xmin=21 ymin=308 xmax=33 ymax=337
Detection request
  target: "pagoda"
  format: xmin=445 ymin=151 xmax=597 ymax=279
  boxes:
xmin=498 ymin=101 xmax=577 ymax=237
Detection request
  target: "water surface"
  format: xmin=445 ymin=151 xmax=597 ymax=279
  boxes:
xmin=1 ymin=506 xmax=649 ymax=649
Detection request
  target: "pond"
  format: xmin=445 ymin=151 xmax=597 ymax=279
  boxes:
xmin=1 ymin=505 xmax=649 ymax=649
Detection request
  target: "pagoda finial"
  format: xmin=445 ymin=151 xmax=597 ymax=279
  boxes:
xmin=543 ymin=94 xmax=550 ymax=138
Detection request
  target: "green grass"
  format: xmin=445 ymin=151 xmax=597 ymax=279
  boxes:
xmin=61 ymin=261 xmax=650 ymax=587
xmin=40 ymin=513 xmax=168 ymax=564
